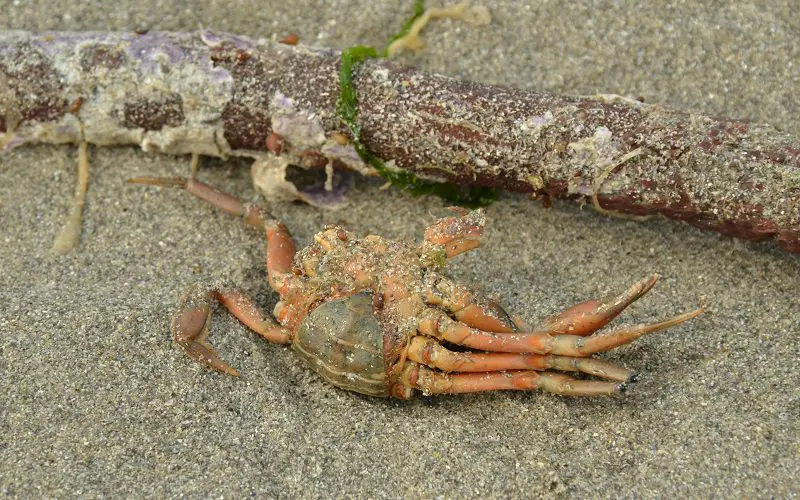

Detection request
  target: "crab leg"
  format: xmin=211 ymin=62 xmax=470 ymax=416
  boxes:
xmin=418 ymin=307 xmax=703 ymax=356
xmin=423 ymin=209 xmax=486 ymax=258
xmin=425 ymin=274 xmax=664 ymax=337
xmin=403 ymin=363 xmax=623 ymax=396
xmin=129 ymin=176 xmax=264 ymax=226
xmin=407 ymin=336 xmax=634 ymax=381
xmin=127 ymin=176 xmax=296 ymax=291
xmin=424 ymin=275 xmax=518 ymax=332
xmin=535 ymin=275 xmax=660 ymax=336
xmin=172 ymin=285 xmax=291 ymax=376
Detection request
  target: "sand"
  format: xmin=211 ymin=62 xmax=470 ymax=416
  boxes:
xmin=2 ymin=1 xmax=798 ymax=497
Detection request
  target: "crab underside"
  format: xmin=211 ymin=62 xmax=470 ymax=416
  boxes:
xmin=131 ymin=175 xmax=702 ymax=399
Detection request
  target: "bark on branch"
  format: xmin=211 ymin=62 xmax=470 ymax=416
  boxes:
xmin=1 ymin=31 xmax=798 ymax=252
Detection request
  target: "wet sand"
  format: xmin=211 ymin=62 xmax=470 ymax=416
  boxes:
xmin=2 ymin=1 xmax=798 ymax=497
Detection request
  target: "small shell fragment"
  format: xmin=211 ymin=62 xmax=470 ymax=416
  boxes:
xmin=280 ymin=33 xmax=300 ymax=45
xmin=266 ymin=132 xmax=283 ymax=155
xmin=331 ymin=132 xmax=349 ymax=145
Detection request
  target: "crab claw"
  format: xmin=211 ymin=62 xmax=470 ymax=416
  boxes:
xmin=172 ymin=286 xmax=240 ymax=376
xmin=424 ymin=209 xmax=486 ymax=258
xmin=540 ymin=274 xmax=661 ymax=336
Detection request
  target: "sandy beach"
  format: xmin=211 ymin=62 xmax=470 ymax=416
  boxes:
xmin=2 ymin=1 xmax=798 ymax=497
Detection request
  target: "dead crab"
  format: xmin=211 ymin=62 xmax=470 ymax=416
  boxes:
xmin=131 ymin=176 xmax=703 ymax=398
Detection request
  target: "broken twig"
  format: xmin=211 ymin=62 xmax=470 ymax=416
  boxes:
xmin=1 ymin=31 xmax=798 ymax=251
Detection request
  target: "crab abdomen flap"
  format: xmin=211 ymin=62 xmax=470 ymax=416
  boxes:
xmin=292 ymin=292 xmax=389 ymax=397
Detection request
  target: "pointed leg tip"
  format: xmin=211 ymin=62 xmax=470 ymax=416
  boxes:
xmin=181 ymin=341 xmax=242 ymax=378
xmin=126 ymin=176 xmax=153 ymax=185
xmin=620 ymin=274 xmax=659 ymax=302
xmin=638 ymin=273 xmax=659 ymax=293
xmin=661 ymin=307 xmax=706 ymax=331
xmin=126 ymin=176 xmax=188 ymax=188
xmin=220 ymin=364 xmax=241 ymax=377
xmin=171 ymin=288 xmax=244 ymax=378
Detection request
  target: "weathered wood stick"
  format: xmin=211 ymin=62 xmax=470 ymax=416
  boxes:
xmin=1 ymin=31 xmax=798 ymax=251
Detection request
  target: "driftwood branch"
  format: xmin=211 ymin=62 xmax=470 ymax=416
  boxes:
xmin=1 ymin=31 xmax=798 ymax=252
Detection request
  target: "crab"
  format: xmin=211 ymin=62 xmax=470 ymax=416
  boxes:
xmin=130 ymin=176 xmax=703 ymax=398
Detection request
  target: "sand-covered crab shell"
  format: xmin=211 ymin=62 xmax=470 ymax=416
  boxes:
xmin=132 ymin=175 xmax=702 ymax=398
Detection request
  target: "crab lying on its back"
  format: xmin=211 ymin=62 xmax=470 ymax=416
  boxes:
xmin=131 ymin=176 xmax=703 ymax=399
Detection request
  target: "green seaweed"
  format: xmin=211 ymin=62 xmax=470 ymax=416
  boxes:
xmin=336 ymin=45 xmax=377 ymax=136
xmin=380 ymin=0 xmax=427 ymax=57
xmin=335 ymin=2 xmax=496 ymax=208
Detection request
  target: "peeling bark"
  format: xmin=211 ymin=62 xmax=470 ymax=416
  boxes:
xmin=1 ymin=31 xmax=798 ymax=252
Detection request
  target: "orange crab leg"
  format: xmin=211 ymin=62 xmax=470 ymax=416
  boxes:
xmin=537 ymin=275 xmax=660 ymax=336
xmin=426 ymin=274 xmax=664 ymax=336
xmin=215 ymin=289 xmax=293 ymax=345
xmin=127 ymin=176 xmax=296 ymax=291
xmin=403 ymin=363 xmax=623 ymax=396
xmin=418 ymin=307 xmax=703 ymax=356
xmin=171 ymin=292 xmax=239 ymax=375
xmin=424 ymin=276 xmax=518 ymax=332
xmin=129 ymin=176 xmax=265 ymax=227
xmin=423 ymin=208 xmax=486 ymax=258
xmin=265 ymin=222 xmax=296 ymax=291
xmin=407 ymin=336 xmax=634 ymax=381
xmin=172 ymin=286 xmax=291 ymax=376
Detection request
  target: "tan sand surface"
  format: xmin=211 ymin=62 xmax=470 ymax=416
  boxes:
xmin=2 ymin=1 xmax=798 ymax=496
